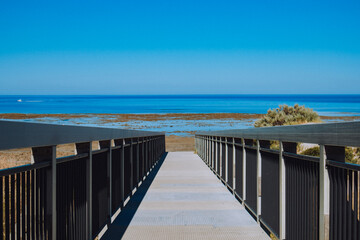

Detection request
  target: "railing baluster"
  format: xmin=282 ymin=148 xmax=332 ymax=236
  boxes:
xmin=232 ymin=138 xmax=235 ymax=192
xmin=256 ymin=140 xmax=261 ymax=222
xmin=75 ymin=142 xmax=93 ymax=240
xmin=36 ymin=169 xmax=40 ymax=240
xmin=136 ymin=137 xmax=140 ymax=186
xmin=26 ymin=172 xmax=30 ymax=240
xmin=31 ymin=170 xmax=35 ymax=240
xmin=11 ymin=174 xmax=15 ymax=240
xmin=279 ymin=141 xmax=286 ymax=240
xmin=109 ymin=140 xmax=113 ymax=224
xmin=242 ymin=138 xmax=246 ymax=205
xmin=5 ymin=176 xmax=9 ymax=240
xmin=0 ymin=177 xmax=2 ymax=239
xmin=121 ymin=139 xmax=125 ymax=207
xmin=16 ymin=173 xmax=20 ymax=240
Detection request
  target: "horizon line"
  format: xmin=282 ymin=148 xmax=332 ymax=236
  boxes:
xmin=1 ymin=93 xmax=360 ymax=96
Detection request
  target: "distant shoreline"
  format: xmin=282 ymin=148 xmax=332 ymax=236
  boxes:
xmin=1 ymin=112 xmax=359 ymax=138
xmin=1 ymin=112 xmax=360 ymax=169
xmin=1 ymin=112 xmax=360 ymax=121
xmin=0 ymin=112 xmax=262 ymax=121
xmin=1 ymin=95 xmax=360 ymax=116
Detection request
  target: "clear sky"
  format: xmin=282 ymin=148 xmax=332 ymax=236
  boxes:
xmin=0 ymin=0 xmax=359 ymax=94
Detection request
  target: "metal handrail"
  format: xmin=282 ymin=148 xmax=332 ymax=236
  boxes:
xmin=0 ymin=120 xmax=166 ymax=240
xmin=0 ymin=120 xmax=164 ymax=150
xmin=195 ymin=121 xmax=360 ymax=240
xmin=196 ymin=121 xmax=360 ymax=147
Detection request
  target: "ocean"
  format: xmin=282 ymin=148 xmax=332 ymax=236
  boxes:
xmin=0 ymin=95 xmax=360 ymax=116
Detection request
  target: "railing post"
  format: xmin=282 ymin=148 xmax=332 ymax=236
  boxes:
xmin=233 ymin=137 xmax=236 ymax=192
xmin=256 ymin=140 xmax=261 ymax=221
xmin=99 ymin=140 xmax=112 ymax=225
xmin=201 ymin=137 xmax=203 ymax=159
xmin=32 ymin=145 xmax=57 ymax=239
xmin=130 ymin=138 xmax=133 ymax=193
xmin=203 ymin=137 xmax=205 ymax=160
xmin=142 ymin=138 xmax=145 ymax=180
xmin=199 ymin=137 xmax=200 ymax=158
xmin=121 ymin=139 xmax=125 ymax=206
xmin=207 ymin=136 xmax=209 ymax=164
xmin=146 ymin=137 xmax=149 ymax=175
xmin=136 ymin=137 xmax=140 ymax=186
xmin=51 ymin=146 xmax=56 ymax=240
xmin=219 ymin=137 xmax=221 ymax=175
xmin=206 ymin=136 xmax=208 ymax=163
xmin=114 ymin=139 xmax=125 ymax=209
xmin=319 ymin=145 xmax=341 ymax=240
xmin=281 ymin=141 xmax=296 ymax=239
xmin=208 ymin=136 xmax=210 ymax=166
xmin=242 ymin=138 xmax=246 ymax=204
xmin=279 ymin=141 xmax=286 ymax=240
xmin=76 ymin=142 xmax=92 ymax=240
xmin=215 ymin=137 xmax=218 ymax=173
xmin=212 ymin=136 xmax=215 ymax=169
xmin=89 ymin=143 xmax=93 ymax=239
xmin=195 ymin=137 xmax=197 ymax=153
xmin=201 ymin=137 xmax=203 ymax=160
xmin=196 ymin=137 xmax=198 ymax=155
xmin=198 ymin=137 xmax=200 ymax=157
xmin=209 ymin=137 xmax=211 ymax=166
xmin=204 ymin=137 xmax=206 ymax=160
xmin=202 ymin=136 xmax=204 ymax=160
xmin=205 ymin=137 xmax=207 ymax=163
xmin=225 ymin=137 xmax=228 ymax=182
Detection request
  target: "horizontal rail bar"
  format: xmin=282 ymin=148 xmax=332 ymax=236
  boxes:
xmin=57 ymin=152 xmax=89 ymax=164
xmin=244 ymin=145 xmax=257 ymax=150
xmin=0 ymin=120 xmax=165 ymax=150
xmin=196 ymin=121 xmax=360 ymax=147
xmin=259 ymin=147 xmax=279 ymax=154
xmin=283 ymin=151 xmax=320 ymax=163
xmin=112 ymin=145 xmax=123 ymax=150
xmin=0 ymin=161 xmax=51 ymax=176
xmin=326 ymin=159 xmax=360 ymax=171
xmin=92 ymin=148 xmax=110 ymax=155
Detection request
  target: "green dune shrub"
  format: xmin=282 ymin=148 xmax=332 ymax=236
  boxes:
xmin=254 ymin=104 xmax=321 ymax=127
xmin=254 ymin=104 xmax=320 ymax=150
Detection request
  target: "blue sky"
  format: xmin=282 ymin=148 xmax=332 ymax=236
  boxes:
xmin=0 ymin=0 xmax=359 ymax=94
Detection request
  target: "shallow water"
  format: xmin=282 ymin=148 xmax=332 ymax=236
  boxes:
xmin=8 ymin=115 xmax=345 ymax=137
xmin=11 ymin=116 xmax=255 ymax=136
xmin=1 ymin=95 xmax=360 ymax=116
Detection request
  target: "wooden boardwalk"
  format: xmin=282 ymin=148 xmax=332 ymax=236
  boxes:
xmin=102 ymin=152 xmax=268 ymax=240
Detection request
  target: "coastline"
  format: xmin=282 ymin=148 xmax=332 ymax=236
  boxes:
xmin=2 ymin=112 xmax=359 ymax=120
xmin=1 ymin=112 xmax=360 ymax=169
xmin=1 ymin=113 xmax=359 ymax=137
xmin=0 ymin=112 xmax=263 ymax=121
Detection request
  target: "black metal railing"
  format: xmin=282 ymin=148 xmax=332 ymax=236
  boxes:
xmin=0 ymin=120 xmax=165 ymax=240
xmin=327 ymin=160 xmax=360 ymax=240
xmin=195 ymin=121 xmax=360 ymax=240
xmin=284 ymin=152 xmax=319 ymax=240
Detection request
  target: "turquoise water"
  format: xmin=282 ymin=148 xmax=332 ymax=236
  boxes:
xmin=1 ymin=95 xmax=360 ymax=116
xmin=18 ymin=116 xmax=256 ymax=136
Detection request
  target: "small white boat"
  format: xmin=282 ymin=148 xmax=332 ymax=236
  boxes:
xmin=17 ymin=99 xmax=22 ymax=102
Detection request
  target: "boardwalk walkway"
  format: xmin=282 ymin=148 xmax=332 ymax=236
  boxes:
xmin=102 ymin=152 xmax=268 ymax=240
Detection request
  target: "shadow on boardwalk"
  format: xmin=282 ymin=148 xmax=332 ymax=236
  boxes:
xmin=102 ymin=152 xmax=168 ymax=240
